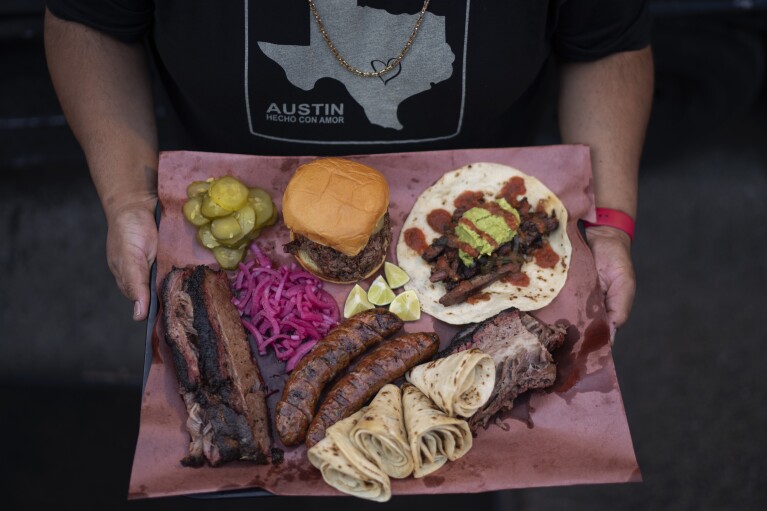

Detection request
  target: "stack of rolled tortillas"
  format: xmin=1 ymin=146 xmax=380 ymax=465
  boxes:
xmin=307 ymin=348 xmax=495 ymax=501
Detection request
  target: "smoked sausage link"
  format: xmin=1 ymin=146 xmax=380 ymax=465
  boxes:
xmin=274 ymin=308 xmax=403 ymax=446
xmin=305 ymin=331 xmax=440 ymax=448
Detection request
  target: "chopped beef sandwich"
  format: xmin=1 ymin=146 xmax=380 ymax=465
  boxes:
xmin=282 ymin=157 xmax=392 ymax=283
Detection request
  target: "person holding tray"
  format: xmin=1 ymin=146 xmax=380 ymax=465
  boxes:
xmin=43 ymin=0 xmax=652 ymax=342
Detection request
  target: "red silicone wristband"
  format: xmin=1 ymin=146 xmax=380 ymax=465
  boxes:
xmin=583 ymin=207 xmax=635 ymax=240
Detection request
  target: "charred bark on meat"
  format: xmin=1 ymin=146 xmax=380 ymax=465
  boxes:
xmin=274 ymin=308 xmax=403 ymax=446
xmin=161 ymin=265 xmax=272 ymax=467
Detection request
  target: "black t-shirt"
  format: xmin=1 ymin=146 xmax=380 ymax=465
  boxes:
xmin=46 ymin=0 xmax=650 ymax=156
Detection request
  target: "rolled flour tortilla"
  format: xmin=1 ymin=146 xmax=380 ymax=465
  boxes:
xmin=402 ymin=383 xmax=472 ymax=478
xmin=349 ymin=384 xmax=414 ymax=479
xmin=406 ymin=348 xmax=495 ymax=418
xmin=307 ymin=409 xmax=391 ymax=502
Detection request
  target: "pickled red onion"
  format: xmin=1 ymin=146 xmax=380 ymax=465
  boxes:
xmin=232 ymin=243 xmax=339 ymax=371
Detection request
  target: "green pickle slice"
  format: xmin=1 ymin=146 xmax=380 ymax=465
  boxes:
xmin=183 ymin=177 xmax=277 ymax=270
xmin=210 ymin=215 xmax=242 ymax=241
xmin=197 ymin=224 xmax=220 ymax=249
xmin=200 ymin=194 xmax=231 ymax=218
xmin=212 ymin=245 xmax=246 ymax=270
xmin=248 ymin=187 xmax=276 ymax=229
xmin=210 ymin=176 xmax=249 ymax=211
xmin=235 ymin=204 xmax=256 ymax=237
xmin=182 ymin=197 xmax=210 ymax=227
xmin=186 ymin=180 xmax=211 ymax=198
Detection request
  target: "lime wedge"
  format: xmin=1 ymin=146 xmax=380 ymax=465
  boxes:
xmin=344 ymin=284 xmax=375 ymax=319
xmin=367 ymin=276 xmax=396 ymax=306
xmin=389 ymin=290 xmax=421 ymax=321
xmin=384 ymin=261 xmax=410 ymax=289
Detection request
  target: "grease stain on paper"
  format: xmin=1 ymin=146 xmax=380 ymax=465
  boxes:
xmin=248 ymin=475 xmax=267 ymax=488
xmin=279 ymin=459 xmax=322 ymax=483
xmin=502 ymin=392 xmax=534 ymax=429
xmin=151 ymin=322 xmax=163 ymax=363
xmin=553 ymin=318 xmax=614 ymax=402
xmin=423 ymin=475 xmax=445 ymax=487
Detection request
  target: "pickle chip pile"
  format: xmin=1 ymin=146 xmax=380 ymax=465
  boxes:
xmin=182 ymin=176 xmax=278 ymax=269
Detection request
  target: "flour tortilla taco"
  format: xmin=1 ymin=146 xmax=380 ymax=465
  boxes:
xmin=396 ymin=162 xmax=571 ymax=325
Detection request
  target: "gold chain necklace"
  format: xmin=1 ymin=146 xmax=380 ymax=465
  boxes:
xmin=307 ymin=0 xmax=431 ymax=78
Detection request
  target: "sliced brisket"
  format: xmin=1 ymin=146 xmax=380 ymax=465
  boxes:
xmin=443 ymin=309 xmax=566 ymax=431
xmin=161 ymin=265 xmax=271 ymax=467
xmin=161 ymin=267 xmax=199 ymax=392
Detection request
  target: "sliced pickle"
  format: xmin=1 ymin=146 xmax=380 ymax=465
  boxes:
xmin=217 ymin=206 xmax=256 ymax=247
xmin=248 ymin=187 xmax=275 ymax=229
xmin=186 ymin=180 xmax=211 ymax=198
xmin=200 ymin=194 xmax=230 ymax=218
xmin=212 ymin=245 xmax=246 ymax=270
xmin=182 ymin=197 xmax=209 ymax=226
xmin=264 ymin=205 xmax=279 ymax=226
xmin=210 ymin=176 xmax=249 ymax=211
xmin=210 ymin=215 xmax=242 ymax=241
xmin=247 ymin=187 xmax=272 ymax=201
xmin=197 ymin=224 xmax=220 ymax=249
xmin=235 ymin=204 xmax=256 ymax=237
xmin=218 ymin=235 xmax=251 ymax=249
xmin=184 ymin=178 xmax=275 ymax=269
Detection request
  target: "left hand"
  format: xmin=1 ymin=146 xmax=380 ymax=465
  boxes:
xmin=105 ymin=199 xmax=158 ymax=321
xmin=585 ymin=225 xmax=636 ymax=344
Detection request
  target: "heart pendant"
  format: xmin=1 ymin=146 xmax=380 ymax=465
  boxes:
xmin=371 ymin=58 xmax=402 ymax=84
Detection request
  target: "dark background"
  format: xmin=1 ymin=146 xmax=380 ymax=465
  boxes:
xmin=2 ymin=1 xmax=766 ymax=510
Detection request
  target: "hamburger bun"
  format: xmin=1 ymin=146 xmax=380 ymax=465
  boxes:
xmin=282 ymin=158 xmax=391 ymax=283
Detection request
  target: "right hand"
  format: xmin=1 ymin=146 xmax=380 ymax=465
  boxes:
xmin=106 ymin=201 xmax=158 ymax=321
xmin=585 ymin=225 xmax=636 ymax=344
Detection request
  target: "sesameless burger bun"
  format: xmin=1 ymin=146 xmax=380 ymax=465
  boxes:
xmin=282 ymin=158 xmax=391 ymax=284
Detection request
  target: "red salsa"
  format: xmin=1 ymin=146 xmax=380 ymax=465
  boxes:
xmin=426 ymin=208 xmax=452 ymax=234
xmin=502 ymin=271 xmax=530 ymax=287
xmin=533 ymin=242 xmax=560 ymax=269
xmin=453 ymin=190 xmax=484 ymax=210
xmin=482 ymin=201 xmax=520 ymax=231
xmin=498 ymin=176 xmax=526 ymax=203
xmin=466 ymin=292 xmax=492 ymax=304
xmin=458 ymin=217 xmax=499 ymax=250
xmin=403 ymin=227 xmax=428 ymax=255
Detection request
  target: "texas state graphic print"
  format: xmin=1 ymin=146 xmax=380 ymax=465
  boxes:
xmin=244 ymin=0 xmax=469 ymax=145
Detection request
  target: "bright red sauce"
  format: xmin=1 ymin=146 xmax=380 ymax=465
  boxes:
xmin=482 ymin=201 xmax=520 ymax=230
xmin=458 ymin=218 xmax=499 ymax=249
xmin=533 ymin=243 xmax=560 ymax=269
xmin=403 ymin=227 xmax=428 ymax=255
xmin=453 ymin=191 xmax=484 ymax=210
xmin=426 ymin=208 xmax=452 ymax=234
xmin=502 ymin=271 xmax=530 ymax=287
xmin=499 ymin=176 xmax=526 ymax=202
xmin=466 ymin=292 xmax=492 ymax=304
